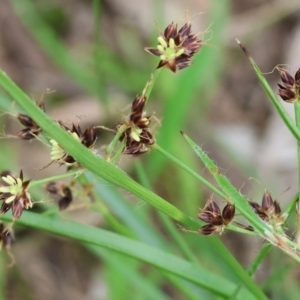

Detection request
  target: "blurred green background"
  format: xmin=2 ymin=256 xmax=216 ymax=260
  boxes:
xmin=1 ymin=0 xmax=300 ymax=299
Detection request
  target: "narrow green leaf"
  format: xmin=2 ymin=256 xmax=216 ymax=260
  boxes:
xmin=1 ymin=211 xmax=256 ymax=299
xmin=236 ymin=39 xmax=300 ymax=142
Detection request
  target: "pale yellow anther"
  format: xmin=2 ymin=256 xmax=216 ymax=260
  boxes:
xmin=157 ymin=36 xmax=167 ymax=48
xmin=2 ymin=175 xmax=15 ymax=186
xmin=16 ymin=178 xmax=22 ymax=187
xmin=157 ymin=45 xmax=164 ymax=52
xmin=169 ymin=38 xmax=175 ymax=48
xmin=175 ymin=49 xmax=184 ymax=57
xmin=5 ymin=195 xmax=15 ymax=204
xmin=131 ymin=130 xmax=141 ymax=142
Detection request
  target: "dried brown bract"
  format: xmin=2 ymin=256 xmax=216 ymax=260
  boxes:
xmin=277 ymin=67 xmax=300 ymax=103
xmin=0 ymin=223 xmax=14 ymax=251
xmin=0 ymin=170 xmax=33 ymax=219
xmin=145 ymin=22 xmax=202 ymax=72
xmin=119 ymin=94 xmax=155 ymax=155
xmin=248 ymin=191 xmax=286 ymax=227
xmin=197 ymin=198 xmax=235 ymax=235
xmin=50 ymin=122 xmax=97 ymax=166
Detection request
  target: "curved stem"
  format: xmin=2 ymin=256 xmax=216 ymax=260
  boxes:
xmin=153 ymin=144 xmax=226 ymax=199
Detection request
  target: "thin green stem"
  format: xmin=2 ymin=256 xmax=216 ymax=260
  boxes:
xmin=153 ymin=144 xmax=226 ymax=199
xmin=92 ymin=0 xmax=107 ymax=105
xmin=145 ymin=68 xmax=162 ymax=103
xmin=111 ymin=139 xmax=126 ymax=165
xmin=284 ymin=192 xmax=299 ymax=219
xmin=106 ymin=124 xmax=127 ymax=159
xmin=294 ymin=101 xmax=300 ymax=247
xmin=29 ymin=170 xmax=79 ymax=188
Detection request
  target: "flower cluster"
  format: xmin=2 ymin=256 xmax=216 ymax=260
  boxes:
xmin=197 ymin=198 xmax=235 ymax=235
xmin=0 ymin=170 xmax=33 ymax=219
xmin=277 ymin=68 xmax=300 ymax=103
xmin=50 ymin=122 xmax=97 ymax=166
xmin=248 ymin=191 xmax=286 ymax=227
xmin=45 ymin=181 xmax=73 ymax=210
xmin=145 ymin=22 xmax=201 ymax=72
xmin=17 ymin=103 xmax=45 ymax=140
xmin=119 ymin=94 xmax=155 ymax=155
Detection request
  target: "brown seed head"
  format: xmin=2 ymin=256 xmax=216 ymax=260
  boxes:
xmin=198 ymin=224 xmax=218 ymax=235
xmin=17 ymin=128 xmax=41 ymax=140
xmin=45 ymin=181 xmax=59 ymax=194
xmin=145 ymin=22 xmax=201 ymax=73
xmin=261 ymin=191 xmax=274 ymax=213
xmin=222 ymin=204 xmax=235 ymax=225
xmin=277 ymin=68 xmax=300 ymax=103
xmin=58 ymin=186 xmax=73 ymax=210
xmin=18 ymin=114 xmax=38 ymax=129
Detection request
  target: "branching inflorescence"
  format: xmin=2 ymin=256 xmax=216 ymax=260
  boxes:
xmin=1 ymin=18 xmax=300 ymax=268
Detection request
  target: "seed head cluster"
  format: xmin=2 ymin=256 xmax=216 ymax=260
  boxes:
xmin=45 ymin=181 xmax=73 ymax=210
xmin=50 ymin=122 xmax=97 ymax=166
xmin=118 ymin=95 xmax=155 ymax=155
xmin=145 ymin=22 xmax=201 ymax=72
xmin=0 ymin=170 xmax=33 ymax=219
xmin=277 ymin=68 xmax=300 ymax=103
xmin=248 ymin=191 xmax=286 ymax=228
xmin=197 ymin=198 xmax=235 ymax=235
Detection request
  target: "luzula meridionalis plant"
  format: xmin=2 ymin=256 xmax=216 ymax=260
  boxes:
xmin=0 ymin=15 xmax=300 ymax=300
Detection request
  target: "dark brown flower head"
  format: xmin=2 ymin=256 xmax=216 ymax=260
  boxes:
xmin=0 ymin=223 xmax=15 ymax=251
xmin=45 ymin=181 xmax=59 ymax=194
xmin=145 ymin=22 xmax=201 ymax=72
xmin=197 ymin=198 xmax=235 ymax=235
xmin=0 ymin=170 xmax=33 ymax=219
xmin=45 ymin=181 xmax=73 ymax=210
xmin=222 ymin=204 xmax=236 ymax=225
xmin=17 ymin=128 xmax=41 ymax=140
xmin=119 ymin=93 xmax=155 ymax=155
xmin=277 ymin=68 xmax=300 ymax=103
xmin=17 ymin=102 xmax=45 ymax=140
xmin=50 ymin=122 xmax=97 ymax=166
xmin=248 ymin=191 xmax=286 ymax=227
xmin=198 ymin=224 xmax=219 ymax=235
xmin=58 ymin=186 xmax=73 ymax=210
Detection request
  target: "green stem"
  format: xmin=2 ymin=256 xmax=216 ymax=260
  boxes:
xmin=284 ymin=192 xmax=299 ymax=219
xmin=106 ymin=124 xmax=127 ymax=159
xmin=294 ymin=102 xmax=300 ymax=247
xmin=92 ymin=0 xmax=107 ymax=105
xmin=153 ymin=144 xmax=226 ymax=199
xmin=111 ymin=139 xmax=126 ymax=164
xmin=145 ymin=68 xmax=162 ymax=103
xmin=29 ymin=170 xmax=79 ymax=188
